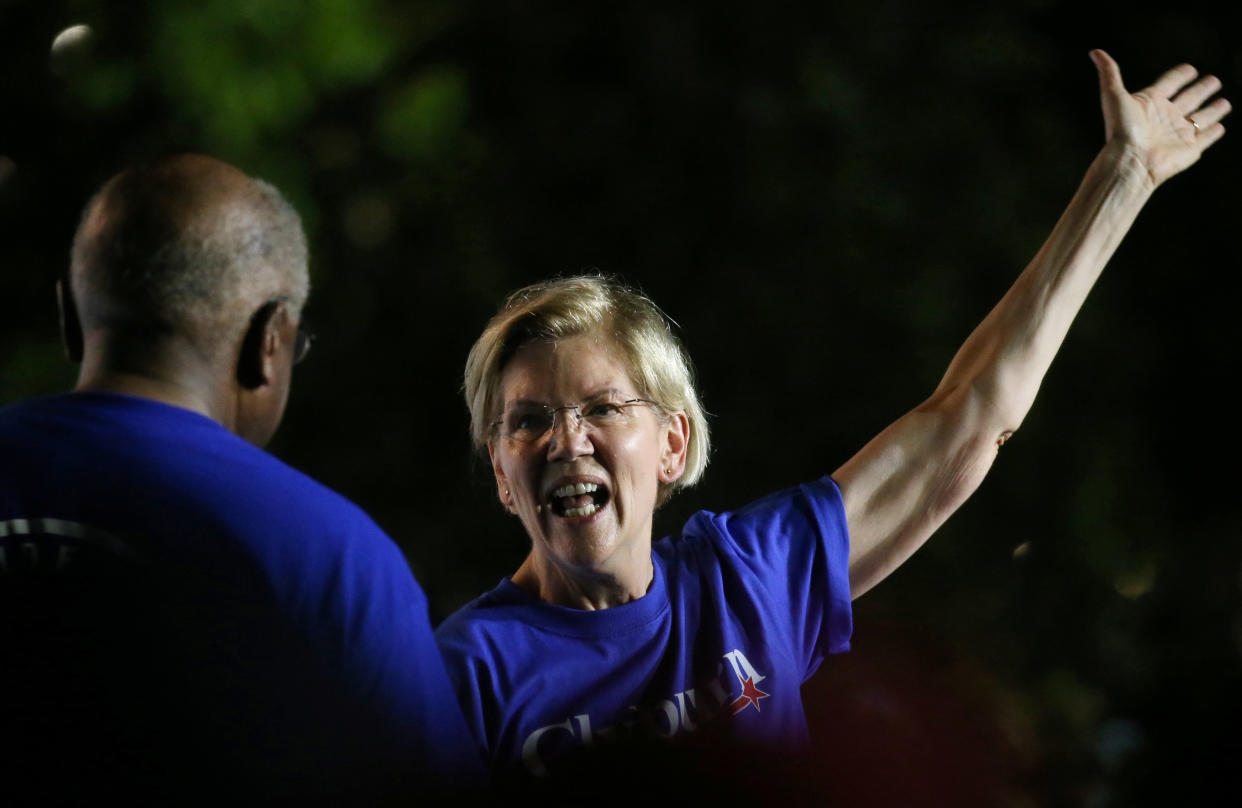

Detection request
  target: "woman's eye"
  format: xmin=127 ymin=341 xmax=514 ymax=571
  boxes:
xmin=587 ymin=403 xmax=622 ymax=418
xmin=511 ymin=412 xmax=549 ymax=433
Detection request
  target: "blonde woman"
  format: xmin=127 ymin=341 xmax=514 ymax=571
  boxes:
xmin=436 ymin=50 xmax=1229 ymax=782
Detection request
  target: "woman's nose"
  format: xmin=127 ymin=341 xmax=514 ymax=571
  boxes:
xmin=546 ymin=409 xmax=593 ymax=460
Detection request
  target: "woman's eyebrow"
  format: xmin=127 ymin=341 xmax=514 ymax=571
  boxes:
xmin=582 ymin=387 xmax=626 ymax=401
xmin=506 ymin=388 xmax=627 ymax=407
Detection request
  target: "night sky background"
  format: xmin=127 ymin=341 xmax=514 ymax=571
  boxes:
xmin=2 ymin=1 xmax=1239 ymax=804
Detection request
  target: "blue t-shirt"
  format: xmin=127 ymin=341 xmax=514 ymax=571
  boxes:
xmin=435 ymin=476 xmax=852 ymax=779
xmin=0 ymin=392 xmax=482 ymax=800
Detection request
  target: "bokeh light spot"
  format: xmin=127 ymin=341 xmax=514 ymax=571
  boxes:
xmin=50 ymin=24 xmax=93 ymax=57
xmin=342 ymin=192 xmax=395 ymax=250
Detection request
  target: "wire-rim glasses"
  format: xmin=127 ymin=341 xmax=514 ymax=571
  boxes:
xmin=293 ymin=323 xmax=315 ymax=365
xmin=492 ymin=393 xmax=662 ymax=443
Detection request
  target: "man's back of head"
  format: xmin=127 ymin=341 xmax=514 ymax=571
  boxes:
xmin=65 ymin=154 xmax=310 ymax=445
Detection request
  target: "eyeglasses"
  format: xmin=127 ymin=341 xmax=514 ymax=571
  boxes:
xmin=293 ymin=323 xmax=315 ymax=365
xmin=493 ymin=393 xmax=661 ymax=443
xmin=264 ymin=296 xmax=315 ymax=365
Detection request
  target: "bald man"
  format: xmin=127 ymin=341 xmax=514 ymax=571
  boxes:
xmin=0 ymin=155 xmax=481 ymax=802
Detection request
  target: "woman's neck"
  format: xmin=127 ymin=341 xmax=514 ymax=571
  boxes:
xmin=511 ymin=549 xmax=654 ymax=610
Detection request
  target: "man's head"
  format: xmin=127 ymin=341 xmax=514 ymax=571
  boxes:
xmin=64 ymin=154 xmax=310 ymax=445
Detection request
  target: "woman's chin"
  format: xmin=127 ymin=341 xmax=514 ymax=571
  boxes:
xmin=545 ymin=514 xmax=630 ymax=568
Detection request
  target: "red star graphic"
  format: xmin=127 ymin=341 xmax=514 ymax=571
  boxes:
xmin=729 ymin=676 xmax=770 ymax=715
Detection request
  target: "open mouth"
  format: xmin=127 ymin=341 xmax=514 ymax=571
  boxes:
xmin=547 ymin=481 xmax=611 ymax=519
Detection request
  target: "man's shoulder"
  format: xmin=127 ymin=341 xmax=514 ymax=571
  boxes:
xmin=1 ymin=391 xmax=395 ymax=566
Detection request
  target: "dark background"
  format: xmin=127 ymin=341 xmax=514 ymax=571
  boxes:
xmin=2 ymin=1 xmax=1238 ymax=804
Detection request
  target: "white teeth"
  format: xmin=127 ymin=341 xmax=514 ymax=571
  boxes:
xmin=547 ymin=482 xmax=604 ymax=518
xmin=552 ymin=482 xmax=599 ymax=499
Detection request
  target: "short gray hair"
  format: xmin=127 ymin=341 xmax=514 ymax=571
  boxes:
xmin=70 ymin=161 xmax=308 ymax=357
xmin=464 ymin=275 xmax=710 ymax=505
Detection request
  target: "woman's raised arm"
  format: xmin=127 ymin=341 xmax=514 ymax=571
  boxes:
xmin=835 ymin=50 xmax=1230 ymax=599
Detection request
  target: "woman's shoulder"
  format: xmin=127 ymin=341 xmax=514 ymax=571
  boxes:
xmin=653 ymin=474 xmax=850 ymax=604
xmin=436 ymin=579 xmax=529 ymax=645
xmin=659 ymin=475 xmax=845 ymax=550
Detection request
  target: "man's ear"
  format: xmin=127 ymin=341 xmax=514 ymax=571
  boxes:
xmin=237 ymin=300 xmax=288 ymax=390
xmin=57 ymin=277 xmax=83 ymax=363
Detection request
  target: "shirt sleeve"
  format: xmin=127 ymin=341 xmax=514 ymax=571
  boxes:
xmin=694 ymin=475 xmax=852 ymax=679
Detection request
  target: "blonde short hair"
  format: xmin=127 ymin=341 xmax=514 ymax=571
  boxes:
xmin=464 ymin=275 xmax=709 ymax=505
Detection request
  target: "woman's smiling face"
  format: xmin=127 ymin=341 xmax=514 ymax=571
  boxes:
xmin=489 ymin=334 xmax=687 ymax=591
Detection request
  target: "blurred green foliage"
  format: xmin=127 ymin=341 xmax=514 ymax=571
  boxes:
xmin=1 ymin=1 xmax=1239 ymax=804
xmin=376 ymin=68 xmax=469 ymax=161
xmin=67 ymin=0 xmax=401 ymax=151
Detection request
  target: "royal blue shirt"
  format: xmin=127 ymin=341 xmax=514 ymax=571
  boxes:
xmin=1 ymin=392 xmax=483 ymax=800
xmin=436 ymin=476 xmax=852 ymax=779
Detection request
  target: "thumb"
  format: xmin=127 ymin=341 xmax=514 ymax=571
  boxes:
xmin=1090 ymin=49 xmax=1126 ymax=141
xmin=1090 ymin=49 xmax=1126 ymax=98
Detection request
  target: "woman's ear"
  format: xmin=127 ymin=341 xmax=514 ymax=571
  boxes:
xmin=659 ymin=411 xmax=690 ymax=483
xmin=489 ymin=439 xmax=514 ymax=511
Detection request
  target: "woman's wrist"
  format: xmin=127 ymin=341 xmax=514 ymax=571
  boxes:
xmin=1091 ymin=140 xmax=1159 ymax=197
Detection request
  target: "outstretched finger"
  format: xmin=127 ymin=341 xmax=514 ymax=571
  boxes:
xmin=1148 ymin=62 xmax=1199 ymax=100
xmin=1194 ymin=121 xmax=1227 ymax=152
xmin=1187 ymin=96 xmax=1232 ymax=130
xmin=1173 ymin=74 xmax=1223 ymax=116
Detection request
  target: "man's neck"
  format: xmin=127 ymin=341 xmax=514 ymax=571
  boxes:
xmin=74 ymin=332 xmax=229 ymax=428
xmin=74 ymin=370 xmax=217 ymax=420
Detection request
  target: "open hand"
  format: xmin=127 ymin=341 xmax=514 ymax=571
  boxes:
xmin=1091 ymin=49 xmax=1230 ymax=187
